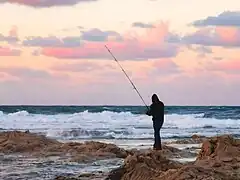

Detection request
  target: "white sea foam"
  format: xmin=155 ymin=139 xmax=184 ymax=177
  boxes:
xmin=0 ymin=110 xmax=239 ymax=141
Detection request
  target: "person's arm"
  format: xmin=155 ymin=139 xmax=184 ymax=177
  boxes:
xmin=146 ymin=105 xmax=152 ymax=116
xmin=160 ymin=101 xmax=165 ymax=116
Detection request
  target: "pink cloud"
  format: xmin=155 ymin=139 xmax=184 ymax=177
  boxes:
xmin=0 ymin=46 xmax=21 ymax=56
xmin=40 ymin=22 xmax=179 ymax=60
xmin=179 ymin=27 xmax=240 ymax=47
xmin=159 ymin=72 xmax=239 ymax=105
xmin=0 ymin=73 xmax=5 ymax=79
xmin=51 ymin=61 xmax=115 ymax=72
xmin=0 ymin=66 xmax=69 ymax=82
xmin=168 ymin=26 xmax=240 ymax=48
xmin=150 ymin=59 xmax=180 ymax=76
xmin=215 ymin=27 xmax=239 ymax=44
xmin=1 ymin=0 xmax=97 ymax=7
xmin=153 ymin=59 xmax=178 ymax=69
xmin=9 ymin=26 xmax=18 ymax=37
xmin=0 ymin=72 xmax=15 ymax=82
xmin=175 ymin=11 xmax=240 ymax=47
xmin=0 ymin=27 xmax=19 ymax=44
xmin=208 ymin=59 xmax=240 ymax=73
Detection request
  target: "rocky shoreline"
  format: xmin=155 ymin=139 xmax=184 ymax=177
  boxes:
xmin=106 ymin=134 xmax=240 ymax=180
xmin=0 ymin=131 xmax=239 ymax=180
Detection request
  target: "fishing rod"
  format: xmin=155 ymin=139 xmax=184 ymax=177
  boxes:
xmin=104 ymin=45 xmax=149 ymax=110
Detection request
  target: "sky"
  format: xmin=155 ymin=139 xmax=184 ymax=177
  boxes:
xmin=0 ymin=0 xmax=240 ymax=106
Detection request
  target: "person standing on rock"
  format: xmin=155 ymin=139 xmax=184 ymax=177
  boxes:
xmin=146 ymin=94 xmax=164 ymax=150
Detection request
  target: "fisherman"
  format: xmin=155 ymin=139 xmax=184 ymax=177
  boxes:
xmin=105 ymin=46 xmax=165 ymax=149
xmin=146 ymin=94 xmax=165 ymax=150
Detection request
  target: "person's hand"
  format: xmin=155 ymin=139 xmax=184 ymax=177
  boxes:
xmin=146 ymin=110 xmax=150 ymax=116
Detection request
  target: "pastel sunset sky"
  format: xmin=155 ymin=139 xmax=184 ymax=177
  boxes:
xmin=0 ymin=0 xmax=240 ymax=105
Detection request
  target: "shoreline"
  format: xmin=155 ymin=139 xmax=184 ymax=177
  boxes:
xmin=1 ymin=131 xmax=239 ymax=180
xmin=0 ymin=131 xmax=203 ymax=179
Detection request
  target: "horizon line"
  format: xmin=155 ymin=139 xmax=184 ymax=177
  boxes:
xmin=0 ymin=104 xmax=239 ymax=107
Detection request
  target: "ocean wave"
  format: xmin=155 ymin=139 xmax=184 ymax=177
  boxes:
xmin=46 ymin=128 xmax=240 ymax=140
xmin=45 ymin=128 xmax=194 ymax=140
xmin=7 ymin=111 xmax=30 ymax=116
xmin=55 ymin=128 xmax=132 ymax=138
xmin=0 ymin=109 xmax=239 ymax=140
xmin=0 ymin=106 xmax=240 ymax=119
xmin=0 ymin=110 xmax=239 ymax=128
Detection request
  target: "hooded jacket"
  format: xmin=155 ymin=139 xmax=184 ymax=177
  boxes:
xmin=146 ymin=94 xmax=164 ymax=123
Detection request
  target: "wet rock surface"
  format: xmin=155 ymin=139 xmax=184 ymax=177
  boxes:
xmin=53 ymin=145 xmax=196 ymax=180
xmin=197 ymin=134 xmax=240 ymax=161
xmin=0 ymin=131 xmax=127 ymax=162
xmin=126 ymin=145 xmax=197 ymax=159
xmin=55 ymin=172 xmax=107 ymax=180
xmin=1 ymin=131 xmax=239 ymax=180
xmin=106 ymin=150 xmax=182 ymax=180
xmin=106 ymin=134 xmax=240 ymax=180
xmin=156 ymin=165 xmax=230 ymax=180
xmin=0 ymin=131 xmax=195 ymax=162
xmin=164 ymin=134 xmax=206 ymax=145
xmin=0 ymin=130 xmax=61 ymax=154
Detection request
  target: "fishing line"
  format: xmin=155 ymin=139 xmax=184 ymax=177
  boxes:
xmin=105 ymin=45 xmax=149 ymax=110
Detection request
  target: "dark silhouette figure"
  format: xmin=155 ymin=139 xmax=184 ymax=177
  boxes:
xmin=146 ymin=94 xmax=164 ymax=150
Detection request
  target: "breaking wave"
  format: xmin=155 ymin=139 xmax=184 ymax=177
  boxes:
xmin=0 ymin=109 xmax=239 ymax=140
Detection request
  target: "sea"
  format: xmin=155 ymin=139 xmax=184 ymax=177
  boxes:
xmin=0 ymin=105 xmax=240 ymax=179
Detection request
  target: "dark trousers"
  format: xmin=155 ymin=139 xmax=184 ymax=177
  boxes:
xmin=153 ymin=120 xmax=163 ymax=150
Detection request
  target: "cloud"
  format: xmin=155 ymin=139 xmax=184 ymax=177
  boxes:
xmin=0 ymin=46 xmax=21 ymax=56
xmin=41 ymin=41 xmax=178 ymax=60
xmin=50 ymin=59 xmax=182 ymax=88
xmin=0 ymin=66 xmax=69 ymax=81
xmin=207 ymin=59 xmax=240 ymax=74
xmin=32 ymin=49 xmax=41 ymax=56
xmin=0 ymin=80 xmax=80 ymax=105
xmin=167 ymin=27 xmax=240 ymax=47
xmin=165 ymin=33 xmax=180 ymax=43
xmin=166 ymin=12 xmax=240 ymax=47
xmin=0 ymin=26 xmax=19 ymax=44
xmin=22 ymin=28 xmax=122 ymax=48
xmin=61 ymin=26 xmax=84 ymax=32
xmin=188 ymin=45 xmax=212 ymax=54
xmin=160 ymin=72 xmax=240 ymax=105
xmin=150 ymin=59 xmax=181 ymax=76
xmin=214 ymin=57 xmax=223 ymax=61
xmin=0 ymin=34 xmax=18 ymax=43
xmin=81 ymin=28 xmax=123 ymax=42
xmin=9 ymin=26 xmax=18 ymax=37
xmin=0 ymin=0 xmax=98 ymax=8
xmin=184 ymin=27 xmax=240 ymax=47
xmin=0 ymin=67 xmax=51 ymax=79
xmin=187 ymin=45 xmax=212 ymax=58
xmin=192 ymin=11 xmax=240 ymax=27
xmin=165 ymin=12 xmax=240 ymax=47
xmin=52 ymin=62 xmax=115 ymax=72
xmin=32 ymin=22 xmax=179 ymax=60
xmin=51 ymin=61 xmax=125 ymax=85
xmin=23 ymin=36 xmax=82 ymax=47
xmin=132 ymin=22 xmax=155 ymax=28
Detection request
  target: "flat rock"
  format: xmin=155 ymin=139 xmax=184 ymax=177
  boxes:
xmin=0 ymin=131 xmax=128 ymax=162
xmin=165 ymin=134 xmax=206 ymax=145
xmin=55 ymin=172 xmax=107 ymax=180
